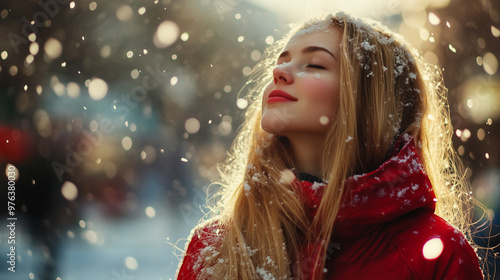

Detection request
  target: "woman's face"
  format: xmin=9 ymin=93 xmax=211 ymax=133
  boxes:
xmin=261 ymin=26 xmax=342 ymax=137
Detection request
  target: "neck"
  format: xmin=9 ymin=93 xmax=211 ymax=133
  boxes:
xmin=284 ymin=133 xmax=324 ymax=178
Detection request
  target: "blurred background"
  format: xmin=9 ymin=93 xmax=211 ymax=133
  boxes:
xmin=0 ymin=0 xmax=498 ymax=279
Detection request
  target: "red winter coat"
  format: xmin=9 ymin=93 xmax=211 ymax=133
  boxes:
xmin=177 ymin=137 xmax=483 ymax=279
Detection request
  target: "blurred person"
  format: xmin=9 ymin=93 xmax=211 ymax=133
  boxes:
xmin=176 ymin=12 xmax=484 ymax=279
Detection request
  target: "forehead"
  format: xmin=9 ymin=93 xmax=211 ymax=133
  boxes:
xmin=285 ymin=25 xmax=341 ymax=52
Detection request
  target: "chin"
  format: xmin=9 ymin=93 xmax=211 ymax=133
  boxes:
xmin=261 ymin=123 xmax=281 ymax=135
xmin=261 ymin=116 xmax=289 ymax=134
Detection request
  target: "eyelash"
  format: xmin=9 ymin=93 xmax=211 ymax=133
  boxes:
xmin=307 ymin=64 xmax=325 ymax=69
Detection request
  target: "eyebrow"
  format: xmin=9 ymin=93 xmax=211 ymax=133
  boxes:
xmin=278 ymin=46 xmax=336 ymax=60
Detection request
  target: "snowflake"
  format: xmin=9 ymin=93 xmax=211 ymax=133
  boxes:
xmin=397 ymin=187 xmax=409 ymax=198
xmin=377 ymin=189 xmax=387 ymax=197
xmin=360 ymin=41 xmax=376 ymax=51
xmin=311 ymin=182 xmax=323 ymax=192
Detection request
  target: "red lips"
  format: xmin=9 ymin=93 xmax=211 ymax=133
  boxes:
xmin=267 ymin=90 xmax=298 ymax=103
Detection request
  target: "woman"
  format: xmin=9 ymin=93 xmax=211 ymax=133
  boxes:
xmin=176 ymin=12 xmax=484 ymax=279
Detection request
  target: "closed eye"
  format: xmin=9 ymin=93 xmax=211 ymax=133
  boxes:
xmin=307 ymin=64 xmax=325 ymax=69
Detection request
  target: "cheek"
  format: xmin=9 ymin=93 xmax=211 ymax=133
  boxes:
xmin=300 ymin=76 xmax=339 ymax=105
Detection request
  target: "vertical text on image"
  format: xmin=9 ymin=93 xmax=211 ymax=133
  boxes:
xmin=6 ymin=164 xmax=17 ymax=272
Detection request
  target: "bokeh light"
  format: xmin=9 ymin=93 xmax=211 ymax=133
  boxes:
xmin=44 ymin=38 xmax=62 ymax=59
xmin=88 ymin=78 xmax=108 ymax=100
xmin=153 ymin=20 xmax=180 ymax=49
xmin=61 ymin=181 xmax=78 ymax=201
xmin=422 ymin=238 xmax=444 ymax=260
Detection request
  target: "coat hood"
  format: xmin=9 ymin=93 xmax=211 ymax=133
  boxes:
xmin=296 ymin=134 xmax=436 ymax=240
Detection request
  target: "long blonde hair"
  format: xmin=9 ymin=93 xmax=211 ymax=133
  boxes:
xmin=197 ymin=12 xmax=473 ymax=279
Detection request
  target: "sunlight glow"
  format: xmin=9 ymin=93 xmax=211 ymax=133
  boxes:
xmin=246 ymin=0 xmax=434 ymax=21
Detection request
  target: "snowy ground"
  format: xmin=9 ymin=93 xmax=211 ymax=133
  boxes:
xmin=0 ymin=203 xmax=201 ymax=280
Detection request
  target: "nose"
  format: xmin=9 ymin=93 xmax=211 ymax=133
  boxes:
xmin=273 ymin=64 xmax=293 ymax=84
